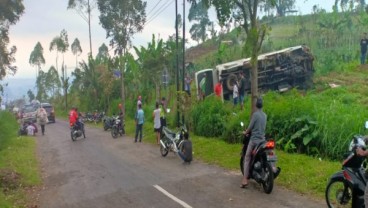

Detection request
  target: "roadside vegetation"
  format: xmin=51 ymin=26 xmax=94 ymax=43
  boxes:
xmin=0 ymin=112 xmax=41 ymax=207
xmin=4 ymin=1 xmax=368 ymax=205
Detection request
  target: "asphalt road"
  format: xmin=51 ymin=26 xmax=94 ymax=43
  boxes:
xmin=35 ymin=119 xmax=325 ymax=208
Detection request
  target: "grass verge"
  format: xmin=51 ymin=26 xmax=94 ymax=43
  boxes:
xmin=124 ymin=118 xmax=340 ymax=200
xmin=0 ymin=112 xmax=41 ymax=207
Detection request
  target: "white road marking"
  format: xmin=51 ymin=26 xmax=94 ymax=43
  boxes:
xmin=153 ymin=185 xmax=193 ymax=208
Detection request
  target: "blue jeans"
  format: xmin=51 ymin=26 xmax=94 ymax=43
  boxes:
xmin=178 ymin=151 xmax=191 ymax=162
xmin=361 ymin=52 xmax=367 ymax=64
xmin=135 ymin=124 xmax=143 ymax=142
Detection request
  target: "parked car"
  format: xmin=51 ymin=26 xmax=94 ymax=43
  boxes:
xmin=41 ymin=103 xmax=55 ymax=123
xmin=21 ymin=104 xmax=38 ymax=123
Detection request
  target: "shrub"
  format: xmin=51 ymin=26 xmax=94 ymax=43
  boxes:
xmin=191 ymin=96 xmax=231 ymax=137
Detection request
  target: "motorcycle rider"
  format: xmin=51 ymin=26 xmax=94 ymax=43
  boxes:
xmin=356 ymin=147 xmax=368 ymax=207
xmin=69 ymin=107 xmax=79 ymax=129
xmin=240 ymin=97 xmax=267 ymax=188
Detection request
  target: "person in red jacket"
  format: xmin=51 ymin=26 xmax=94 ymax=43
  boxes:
xmin=69 ymin=107 xmax=78 ymax=127
xmin=214 ymin=79 xmax=223 ymax=98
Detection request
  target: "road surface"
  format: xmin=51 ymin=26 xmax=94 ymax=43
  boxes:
xmin=35 ymin=119 xmax=325 ymax=208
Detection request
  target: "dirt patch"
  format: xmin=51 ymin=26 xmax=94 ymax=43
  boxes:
xmin=0 ymin=168 xmax=21 ymax=193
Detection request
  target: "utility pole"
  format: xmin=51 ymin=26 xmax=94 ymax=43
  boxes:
xmin=175 ymin=0 xmax=180 ymax=127
xmin=182 ymin=0 xmax=186 ymax=125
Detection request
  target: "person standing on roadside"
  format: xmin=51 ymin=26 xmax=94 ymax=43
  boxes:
xmin=153 ymin=102 xmax=161 ymax=145
xmin=238 ymin=72 xmax=246 ymax=110
xmin=214 ymin=79 xmax=223 ymax=98
xmin=361 ymin=33 xmax=368 ymax=65
xmin=135 ymin=103 xmax=144 ymax=143
xmin=36 ymin=106 xmax=48 ymax=135
xmin=184 ymin=73 xmax=193 ymax=96
xmin=137 ymin=95 xmax=142 ymax=110
xmin=199 ymin=73 xmax=207 ymax=100
xmin=233 ymin=80 xmax=239 ymax=107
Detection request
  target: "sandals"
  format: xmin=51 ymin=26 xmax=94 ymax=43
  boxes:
xmin=240 ymin=183 xmax=248 ymax=188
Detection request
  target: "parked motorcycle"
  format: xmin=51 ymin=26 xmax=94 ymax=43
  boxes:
xmin=111 ymin=115 xmax=125 ymax=138
xmin=160 ymin=124 xmax=187 ymax=157
xmin=325 ymin=134 xmax=368 ymax=208
xmin=239 ymin=122 xmax=281 ymax=194
xmin=70 ymin=121 xmax=86 ymax=141
xmin=103 ymin=115 xmax=114 ymax=131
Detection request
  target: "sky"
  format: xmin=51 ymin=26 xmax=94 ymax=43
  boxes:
xmin=6 ymin=0 xmax=333 ymax=80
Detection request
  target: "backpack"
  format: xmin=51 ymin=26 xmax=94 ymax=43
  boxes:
xmin=40 ymin=111 xmax=47 ymax=122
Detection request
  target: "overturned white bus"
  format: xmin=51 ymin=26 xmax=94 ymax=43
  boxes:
xmin=195 ymin=45 xmax=314 ymax=101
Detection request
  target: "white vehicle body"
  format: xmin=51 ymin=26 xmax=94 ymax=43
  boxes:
xmin=195 ymin=45 xmax=314 ymax=101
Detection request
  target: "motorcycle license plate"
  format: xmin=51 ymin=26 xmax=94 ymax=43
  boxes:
xmin=267 ymin=155 xmax=277 ymax=162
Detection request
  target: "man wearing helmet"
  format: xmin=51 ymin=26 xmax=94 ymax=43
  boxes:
xmin=240 ymin=97 xmax=267 ymax=188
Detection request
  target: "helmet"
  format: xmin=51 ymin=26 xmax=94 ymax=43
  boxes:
xmin=349 ymin=136 xmax=366 ymax=151
xmin=256 ymin=98 xmax=263 ymax=109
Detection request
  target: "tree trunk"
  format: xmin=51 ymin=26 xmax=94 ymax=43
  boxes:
xmin=121 ymin=56 xmax=126 ymax=115
xmin=88 ymin=0 xmax=92 ymax=56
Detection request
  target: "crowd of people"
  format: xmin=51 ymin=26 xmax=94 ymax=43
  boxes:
xmin=18 ymin=106 xmax=49 ymax=136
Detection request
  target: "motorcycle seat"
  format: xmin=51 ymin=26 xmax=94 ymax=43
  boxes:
xmin=163 ymin=127 xmax=176 ymax=139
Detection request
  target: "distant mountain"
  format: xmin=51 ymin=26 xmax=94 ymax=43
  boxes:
xmin=1 ymin=78 xmax=36 ymax=101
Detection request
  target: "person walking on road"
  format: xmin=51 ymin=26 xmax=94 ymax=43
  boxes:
xmin=361 ymin=33 xmax=368 ymax=65
xmin=36 ymin=106 xmax=48 ymax=135
xmin=135 ymin=103 xmax=145 ymax=143
xmin=153 ymin=102 xmax=161 ymax=145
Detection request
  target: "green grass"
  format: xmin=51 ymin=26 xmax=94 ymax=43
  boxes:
xmin=0 ymin=112 xmax=41 ymax=207
xmin=124 ymin=119 xmax=339 ymax=200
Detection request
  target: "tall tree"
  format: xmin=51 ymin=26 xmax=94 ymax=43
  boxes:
xmin=96 ymin=43 xmax=109 ymax=61
xmin=36 ymin=70 xmax=48 ymax=101
xmin=67 ymin=0 xmax=95 ymax=55
xmin=0 ymin=0 xmax=24 ymax=102
xmin=29 ymin=42 xmax=45 ymax=78
xmin=189 ymin=0 xmax=275 ymax=111
xmin=188 ymin=1 xmax=211 ymax=43
xmin=50 ymin=29 xmax=69 ymax=109
xmin=49 ymin=29 xmax=69 ymax=73
xmin=71 ymin=38 xmax=83 ymax=68
xmin=46 ymin=66 xmax=61 ymax=98
xmin=263 ymin=0 xmax=295 ymax=16
xmin=97 ymin=0 xmax=146 ymax=113
xmin=27 ymin=89 xmax=35 ymax=102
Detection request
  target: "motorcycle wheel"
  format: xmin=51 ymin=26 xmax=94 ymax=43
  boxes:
xmin=326 ymin=179 xmax=353 ymax=208
xmin=160 ymin=140 xmax=169 ymax=157
xmin=262 ymin=162 xmax=274 ymax=194
xmin=71 ymin=131 xmax=76 ymax=141
xmin=111 ymin=126 xmax=118 ymax=138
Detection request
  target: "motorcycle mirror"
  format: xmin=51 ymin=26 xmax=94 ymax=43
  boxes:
xmin=365 ymin=121 xmax=368 ymax=129
xmin=167 ymin=108 xmax=171 ymax=113
xmin=240 ymin=122 xmax=244 ymax=127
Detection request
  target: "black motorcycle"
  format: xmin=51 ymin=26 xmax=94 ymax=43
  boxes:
xmin=325 ymin=135 xmax=367 ymax=208
xmin=103 ymin=116 xmax=114 ymax=131
xmin=70 ymin=121 xmax=86 ymax=141
xmin=160 ymin=124 xmax=187 ymax=157
xmin=111 ymin=115 xmax=125 ymax=138
xmin=239 ymin=123 xmax=281 ymax=194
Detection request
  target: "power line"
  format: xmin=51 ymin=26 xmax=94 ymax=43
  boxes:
xmin=145 ymin=0 xmax=174 ymax=26
xmin=147 ymin=0 xmax=163 ymax=16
